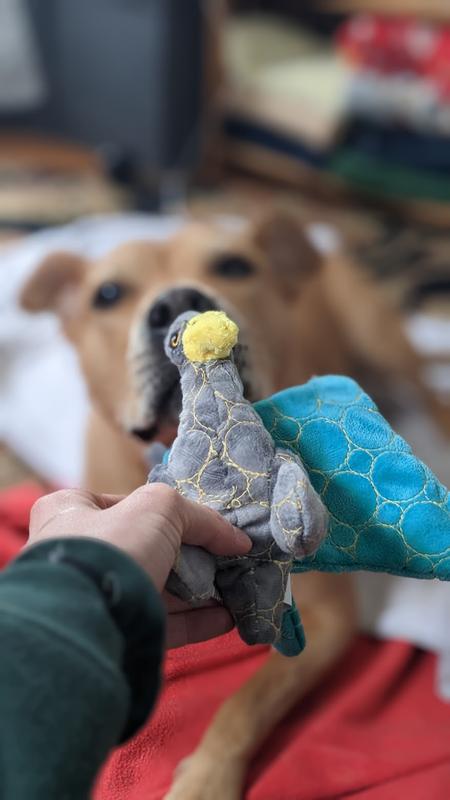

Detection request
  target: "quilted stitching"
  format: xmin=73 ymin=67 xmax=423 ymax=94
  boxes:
xmin=256 ymin=376 xmax=450 ymax=580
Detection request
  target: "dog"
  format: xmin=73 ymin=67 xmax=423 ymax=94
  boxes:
xmin=20 ymin=210 xmax=447 ymax=800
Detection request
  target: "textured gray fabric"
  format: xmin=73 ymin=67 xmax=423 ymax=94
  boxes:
xmin=148 ymin=311 xmax=328 ymax=646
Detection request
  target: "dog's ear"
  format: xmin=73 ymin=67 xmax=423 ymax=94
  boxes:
xmin=251 ymin=211 xmax=321 ymax=296
xmin=20 ymin=251 xmax=86 ymax=315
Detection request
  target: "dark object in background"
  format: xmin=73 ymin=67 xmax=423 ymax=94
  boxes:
xmin=407 ymin=277 xmax=450 ymax=309
xmin=345 ymin=121 xmax=450 ymax=175
xmin=231 ymin=0 xmax=344 ymax=34
xmin=1 ymin=0 xmax=205 ymax=209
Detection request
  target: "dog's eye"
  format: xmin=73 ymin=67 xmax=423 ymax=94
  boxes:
xmin=92 ymin=282 xmax=127 ymax=309
xmin=170 ymin=332 xmax=180 ymax=349
xmin=210 ymin=255 xmax=255 ymax=279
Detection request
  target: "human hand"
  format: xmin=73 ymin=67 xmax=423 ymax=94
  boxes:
xmin=163 ymin=593 xmax=235 ymax=649
xmin=28 ymin=485 xmax=251 ymax=644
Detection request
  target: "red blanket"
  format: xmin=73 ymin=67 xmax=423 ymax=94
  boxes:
xmin=2 ymin=484 xmax=450 ymax=799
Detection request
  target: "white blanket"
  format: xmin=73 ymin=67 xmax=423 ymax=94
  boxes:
xmin=1 ymin=213 xmax=450 ymax=697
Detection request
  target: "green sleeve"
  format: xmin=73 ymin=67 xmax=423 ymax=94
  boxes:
xmin=0 ymin=538 xmax=165 ymax=800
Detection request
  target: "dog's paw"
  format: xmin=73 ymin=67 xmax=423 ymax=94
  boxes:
xmin=163 ymin=754 xmax=246 ymax=800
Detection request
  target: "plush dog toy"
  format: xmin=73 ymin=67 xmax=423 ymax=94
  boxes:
xmin=148 ymin=310 xmax=329 ymax=646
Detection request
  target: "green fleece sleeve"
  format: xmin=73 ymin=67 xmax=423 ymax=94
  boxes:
xmin=0 ymin=538 xmax=165 ymax=800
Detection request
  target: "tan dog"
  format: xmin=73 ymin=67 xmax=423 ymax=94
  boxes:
xmin=20 ymin=212 xmax=446 ymax=800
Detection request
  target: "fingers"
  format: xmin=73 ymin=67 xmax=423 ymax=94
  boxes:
xmin=166 ymin=606 xmax=234 ymax=649
xmin=179 ymin=497 xmax=252 ymax=556
xmin=30 ymin=488 xmax=121 ymax=520
xmin=29 ymin=489 xmax=125 ymax=538
xmin=162 ymin=591 xmax=221 ymax=613
xmin=122 ymin=483 xmax=252 ymax=556
xmin=29 ymin=489 xmax=94 ymax=537
xmin=93 ymin=493 xmax=126 ymax=509
xmin=29 ymin=484 xmax=252 ymax=597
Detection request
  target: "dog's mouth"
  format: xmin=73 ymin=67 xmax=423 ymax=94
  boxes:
xmin=126 ymin=292 xmax=265 ymax=449
xmin=129 ymin=345 xmax=257 ymax=447
xmin=130 ymin=378 xmax=181 ymax=445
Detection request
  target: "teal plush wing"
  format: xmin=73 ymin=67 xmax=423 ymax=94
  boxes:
xmin=256 ymin=376 xmax=450 ymax=581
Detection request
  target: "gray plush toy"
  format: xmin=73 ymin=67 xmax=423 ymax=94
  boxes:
xmin=148 ymin=310 xmax=328 ymax=646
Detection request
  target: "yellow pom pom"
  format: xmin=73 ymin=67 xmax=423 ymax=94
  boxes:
xmin=182 ymin=311 xmax=239 ymax=362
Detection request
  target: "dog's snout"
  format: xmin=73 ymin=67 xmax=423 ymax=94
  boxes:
xmin=148 ymin=301 xmax=171 ymax=330
xmin=147 ymin=287 xmax=217 ymax=332
xmin=186 ymin=288 xmax=217 ymax=313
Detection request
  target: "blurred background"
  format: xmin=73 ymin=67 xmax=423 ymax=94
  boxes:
xmin=1 ymin=0 xmax=450 ymax=721
xmin=2 ymin=0 xmax=450 ymax=478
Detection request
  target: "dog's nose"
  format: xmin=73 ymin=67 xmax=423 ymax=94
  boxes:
xmin=147 ymin=287 xmax=217 ymax=332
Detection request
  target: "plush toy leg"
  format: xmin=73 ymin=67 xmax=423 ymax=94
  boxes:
xmin=270 ymin=449 xmax=329 ymax=559
xmin=167 ymin=544 xmax=218 ymax=603
xmin=215 ymin=559 xmax=290 ymax=646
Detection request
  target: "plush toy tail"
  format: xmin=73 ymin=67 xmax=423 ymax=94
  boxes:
xmin=274 ymin=600 xmax=306 ymax=657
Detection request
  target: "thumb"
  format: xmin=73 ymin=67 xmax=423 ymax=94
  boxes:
xmin=178 ymin=497 xmax=252 ymax=556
